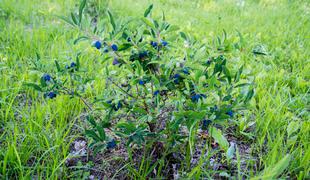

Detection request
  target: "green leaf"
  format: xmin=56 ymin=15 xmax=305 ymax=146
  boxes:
xmin=107 ymin=10 xmax=116 ymax=31
xmin=166 ymin=25 xmax=180 ymax=32
xmin=74 ymin=36 xmax=89 ymax=44
xmin=96 ymin=125 xmax=106 ymax=141
xmin=142 ymin=17 xmax=156 ymax=29
xmin=56 ymin=15 xmax=75 ymax=27
xmin=86 ymin=115 xmax=97 ymax=127
xmin=79 ymin=0 xmax=86 ymax=23
xmin=144 ymin=4 xmax=153 ymax=17
xmin=23 ymin=83 xmax=42 ymax=92
xmin=162 ymin=10 xmax=165 ymax=21
xmin=54 ymin=60 xmax=61 ymax=72
xmin=76 ymin=52 xmax=81 ymax=71
xmin=244 ymin=88 xmax=254 ymax=102
xmin=209 ymin=127 xmax=229 ymax=150
xmin=234 ymin=65 xmax=243 ymax=83
xmin=116 ymin=122 xmax=136 ymax=134
xmin=71 ymin=12 xmax=78 ymax=25
xmin=93 ymin=144 xmax=106 ymax=156
xmin=85 ymin=130 xmax=101 ymax=142
xmin=252 ymin=44 xmax=268 ymax=55
xmin=253 ymin=154 xmax=291 ymax=179
xmin=226 ymin=143 xmax=235 ymax=160
xmin=222 ymin=66 xmax=231 ymax=84
xmin=36 ymin=52 xmax=40 ymax=61
xmin=179 ymin=31 xmax=187 ymax=40
xmin=133 ymin=107 xmax=147 ymax=115
xmin=118 ymin=43 xmax=132 ymax=51
xmin=287 ymin=121 xmax=300 ymax=137
xmin=234 ymin=83 xmax=251 ymax=88
xmin=40 ymin=77 xmax=47 ymax=87
xmin=223 ymin=95 xmax=232 ymax=101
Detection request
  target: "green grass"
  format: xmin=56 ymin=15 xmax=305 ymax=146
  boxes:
xmin=0 ymin=0 xmax=309 ymax=179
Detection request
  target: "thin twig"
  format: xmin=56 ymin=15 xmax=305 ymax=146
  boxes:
xmin=108 ymin=77 xmax=136 ymax=98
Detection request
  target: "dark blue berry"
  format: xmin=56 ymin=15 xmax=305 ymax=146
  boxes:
xmin=202 ymin=119 xmax=212 ymax=130
xmin=103 ymin=47 xmax=109 ymax=53
xmin=191 ymin=94 xmax=200 ymax=102
xmin=107 ymin=139 xmax=117 ymax=149
xmin=113 ymin=58 xmax=120 ymax=65
xmin=226 ymin=110 xmax=234 ymax=117
xmin=182 ymin=67 xmax=190 ymax=75
xmin=47 ymin=92 xmax=56 ymax=99
xmin=161 ymin=40 xmax=168 ymax=46
xmin=138 ymin=51 xmax=148 ymax=59
xmin=94 ymin=41 xmax=102 ymax=49
xmin=111 ymin=44 xmax=118 ymax=51
xmin=70 ymin=62 xmax=76 ymax=68
xmin=42 ymin=74 xmax=51 ymax=82
xmin=106 ymin=100 xmax=112 ymax=104
xmin=113 ymin=101 xmax=122 ymax=111
xmin=150 ymin=41 xmax=158 ymax=48
xmin=173 ymin=74 xmax=180 ymax=79
xmin=117 ymin=101 xmax=122 ymax=109
xmin=153 ymin=90 xmax=160 ymax=96
xmin=172 ymin=74 xmax=181 ymax=84
xmin=127 ymin=37 xmax=131 ymax=42
xmin=191 ymin=93 xmax=206 ymax=103
xmin=138 ymin=80 xmax=145 ymax=85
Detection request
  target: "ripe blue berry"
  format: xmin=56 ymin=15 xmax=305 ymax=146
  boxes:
xmin=153 ymin=90 xmax=160 ymax=96
xmin=182 ymin=67 xmax=190 ymax=75
xmin=191 ymin=94 xmax=200 ymax=102
xmin=138 ymin=51 xmax=148 ymax=59
xmin=107 ymin=139 xmax=117 ymax=149
xmin=70 ymin=62 xmax=76 ymax=68
xmin=65 ymin=65 xmax=70 ymax=69
xmin=191 ymin=93 xmax=206 ymax=103
xmin=113 ymin=58 xmax=120 ymax=65
xmin=127 ymin=37 xmax=131 ymax=42
xmin=161 ymin=40 xmax=168 ymax=46
xmin=173 ymin=73 xmax=181 ymax=84
xmin=42 ymin=74 xmax=51 ymax=82
xmin=113 ymin=101 xmax=122 ymax=111
xmin=94 ymin=40 xmax=102 ymax=49
xmin=138 ymin=80 xmax=145 ymax=85
xmin=173 ymin=74 xmax=180 ymax=79
xmin=47 ymin=91 xmax=56 ymax=99
xmin=150 ymin=41 xmax=158 ymax=48
xmin=202 ymin=119 xmax=212 ymax=130
xmin=226 ymin=110 xmax=234 ymax=117
xmin=111 ymin=44 xmax=118 ymax=51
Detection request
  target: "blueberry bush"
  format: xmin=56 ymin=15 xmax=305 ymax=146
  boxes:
xmin=25 ymin=0 xmax=254 ymax=177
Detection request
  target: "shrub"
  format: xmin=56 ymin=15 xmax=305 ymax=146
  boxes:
xmin=25 ymin=0 xmax=254 ymax=175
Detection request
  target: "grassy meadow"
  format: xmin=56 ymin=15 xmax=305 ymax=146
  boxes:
xmin=0 ymin=0 xmax=309 ymax=179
